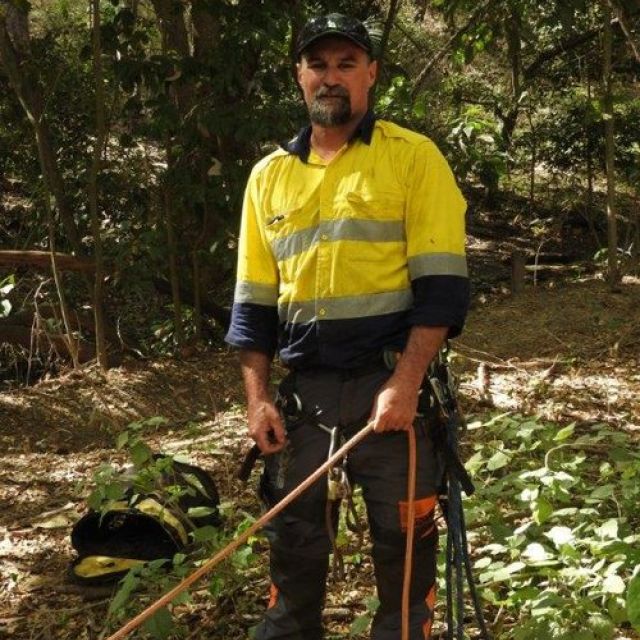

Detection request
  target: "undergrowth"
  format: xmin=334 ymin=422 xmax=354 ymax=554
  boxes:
xmin=93 ymin=413 xmax=640 ymax=639
xmin=460 ymin=413 xmax=640 ymax=640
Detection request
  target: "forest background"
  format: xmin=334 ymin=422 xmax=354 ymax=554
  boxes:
xmin=0 ymin=1 xmax=639 ymax=639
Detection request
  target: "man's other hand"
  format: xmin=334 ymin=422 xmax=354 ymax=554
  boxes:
xmin=369 ymin=375 xmax=420 ymax=432
xmin=247 ymin=399 xmax=287 ymax=454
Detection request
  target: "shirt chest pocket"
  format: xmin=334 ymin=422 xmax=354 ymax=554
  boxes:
xmin=341 ymin=189 xmax=405 ymax=221
xmin=263 ymin=206 xmax=318 ymax=262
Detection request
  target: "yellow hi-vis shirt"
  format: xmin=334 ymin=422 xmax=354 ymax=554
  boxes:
xmin=225 ymin=114 xmax=469 ymax=369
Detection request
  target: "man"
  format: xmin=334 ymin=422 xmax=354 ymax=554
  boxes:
xmin=225 ymin=13 xmax=469 ymax=640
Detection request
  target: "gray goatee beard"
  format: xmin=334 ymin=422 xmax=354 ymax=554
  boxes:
xmin=309 ymin=88 xmax=352 ymax=126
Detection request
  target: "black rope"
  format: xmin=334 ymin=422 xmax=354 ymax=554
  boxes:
xmin=433 ymin=352 xmax=492 ymax=640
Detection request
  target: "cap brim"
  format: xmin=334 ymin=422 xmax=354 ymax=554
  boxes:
xmin=297 ymin=31 xmax=372 ymax=58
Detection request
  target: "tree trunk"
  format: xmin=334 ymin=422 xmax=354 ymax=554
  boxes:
xmin=604 ymin=0 xmax=640 ymax=63
xmin=46 ymin=182 xmax=80 ymax=368
xmin=379 ymin=0 xmax=401 ymax=65
xmin=585 ymin=70 xmax=601 ymax=247
xmin=149 ymin=0 xmax=193 ymax=114
xmin=0 ymin=4 xmax=84 ymax=257
xmin=502 ymin=1 xmax=523 ymax=149
xmin=602 ymin=4 xmax=619 ymax=289
xmin=89 ymin=0 xmax=108 ymax=370
xmin=164 ymin=185 xmax=184 ymax=347
xmin=527 ymin=100 xmax=536 ymax=214
xmin=511 ymin=250 xmax=526 ymax=295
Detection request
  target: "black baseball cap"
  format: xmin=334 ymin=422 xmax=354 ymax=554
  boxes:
xmin=296 ymin=13 xmax=374 ymax=59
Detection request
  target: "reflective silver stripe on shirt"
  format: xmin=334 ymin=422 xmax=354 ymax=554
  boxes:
xmin=278 ymin=288 xmax=413 ymax=324
xmin=408 ymin=252 xmax=468 ymax=279
xmin=271 ymin=218 xmax=406 ymax=262
xmin=234 ymin=280 xmax=279 ymax=305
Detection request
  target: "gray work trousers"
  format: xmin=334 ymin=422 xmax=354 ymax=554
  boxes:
xmin=254 ymin=366 xmax=441 ymax=640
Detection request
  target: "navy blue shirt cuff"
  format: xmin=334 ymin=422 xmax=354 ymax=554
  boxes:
xmin=408 ymin=275 xmax=470 ymax=338
xmin=225 ymin=302 xmax=279 ymax=356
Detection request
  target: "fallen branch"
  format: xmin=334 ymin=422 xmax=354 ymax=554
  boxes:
xmin=0 ymin=250 xmax=96 ymax=272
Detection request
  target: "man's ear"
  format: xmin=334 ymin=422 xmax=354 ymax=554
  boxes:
xmin=368 ymin=59 xmax=378 ymax=88
xmin=296 ymin=62 xmax=303 ymax=86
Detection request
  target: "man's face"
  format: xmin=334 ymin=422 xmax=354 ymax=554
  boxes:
xmin=297 ymin=37 xmax=377 ymax=127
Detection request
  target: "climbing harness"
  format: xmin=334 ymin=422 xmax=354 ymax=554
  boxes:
xmin=429 ymin=347 xmax=491 ymax=640
xmin=276 ymin=380 xmax=363 ymax=580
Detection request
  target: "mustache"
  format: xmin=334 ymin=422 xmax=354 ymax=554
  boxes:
xmin=315 ymin=86 xmax=349 ymax=99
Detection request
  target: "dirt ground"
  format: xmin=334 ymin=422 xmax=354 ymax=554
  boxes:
xmin=1 ymin=270 xmax=639 ymax=639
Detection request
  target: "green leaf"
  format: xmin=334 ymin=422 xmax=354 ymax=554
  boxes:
xmin=87 ymin=489 xmax=103 ymax=511
xmin=116 ymin=431 xmax=129 ymax=449
xmin=609 ymin=447 xmax=636 ymax=462
xmin=108 ymin=570 xmax=139 ymax=615
xmin=602 ymin=574 xmax=626 ymax=594
xmin=182 ymin=472 xmax=211 ymax=498
xmin=522 ymin=542 xmax=553 ymax=563
xmin=510 ymin=586 xmax=541 ymax=603
xmin=187 ymin=506 xmax=217 ymax=519
xmin=105 ymin=482 xmax=125 ymax=500
xmin=590 ymin=484 xmax=615 ymax=499
xmin=142 ymin=607 xmax=173 ymax=640
xmin=171 ymin=589 xmax=191 ymax=605
xmin=487 ymin=450 xmax=510 ymax=470
xmin=480 ymin=561 xmax=526 ymax=583
xmin=533 ymin=497 xmax=553 ymax=524
xmin=465 ymin=451 xmax=485 ymax=474
xmin=365 ymin=596 xmax=379 ymax=612
xmin=191 ymin=525 xmax=219 ymax=543
xmin=520 ymin=486 xmax=539 ymax=502
xmin=349 ymin=614 xmax=372 ymax=636
xmin=209 ymin=575 xmax=224 ymax=598
xmin=608 ymin=595 xmax=629 ymax=624
xmin=130 ymin=441 xmax=152 ymax=466
xmin=628 ymin=573 xmax=640 ymax=630
xmin=545 ymin=526 xmax=574 ymax=546
xmin=144 ymin=416 xmax=168 ymax=427
xmin=554 ymin=423 xmax=575 ymax=441
xmin=232 ymin=545 xmax=256 ymax=569
xmin=587 ymin=614 xmax=615 ymax=640
xmin=0 ymin=277 xmax=15 ymax=296
xmin=596 ymin=519 xmax=619 ymax=540
xmin=474 ymin=557 xmax=492 ymax=569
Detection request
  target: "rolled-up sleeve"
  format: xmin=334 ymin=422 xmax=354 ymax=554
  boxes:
xmin=225 ymin=169 xmax=279 ymax=355
xmin=404 ymin=140 xmax=470 ymax=337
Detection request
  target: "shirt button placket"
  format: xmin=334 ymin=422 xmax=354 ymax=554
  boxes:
xmin=316 ymin=164 xmax=333 ymax=323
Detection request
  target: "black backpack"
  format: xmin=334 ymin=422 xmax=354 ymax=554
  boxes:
xmin=70 ymin=455 xmax=221 ymax=585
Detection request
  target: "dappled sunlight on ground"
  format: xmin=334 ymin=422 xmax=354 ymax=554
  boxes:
xmin=1 ymin=278 xmax=638 ymax=639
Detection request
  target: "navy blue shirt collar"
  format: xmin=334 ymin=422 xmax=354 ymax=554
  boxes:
xmin=282 ymin=110 xmax=376 ymax=163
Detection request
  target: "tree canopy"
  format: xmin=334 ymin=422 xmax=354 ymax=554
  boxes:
xmin=1 ymin=0 xmax=638 ymax=368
